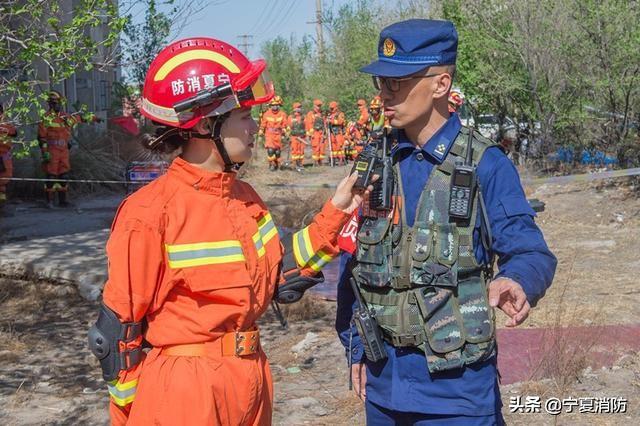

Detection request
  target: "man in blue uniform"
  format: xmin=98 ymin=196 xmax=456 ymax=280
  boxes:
xmin=335 ymin=19 xmax=557 ymax=425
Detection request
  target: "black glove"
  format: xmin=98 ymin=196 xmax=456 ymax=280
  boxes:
xmin=275 ymin=272 xmax=325 ymax=304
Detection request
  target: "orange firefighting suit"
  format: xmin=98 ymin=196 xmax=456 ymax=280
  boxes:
xmin=102 ymin=157 xmax=350 ymax=425
xmin=346 ymin=123 xmax=364 ymax=157
xmin=327 ymin=110 xmax=346 ymax=163
xmin=287 ymin=113 xmax=306 ymax=166
xmin=37 ymin=111 xmax=88 ymax=193
xmin=305 ymin=109 xmax=325 ymax=164
xmin=259 ymin=109 xmax=288 ymax=167
xmin=0 ymin=121 xmax=17 ymax=201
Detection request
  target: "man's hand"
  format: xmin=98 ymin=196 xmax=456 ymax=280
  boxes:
xmin=351 ymin=362 xmax=367 ymax=401
xmin=488 ymin=278 xmax=530 ymax=327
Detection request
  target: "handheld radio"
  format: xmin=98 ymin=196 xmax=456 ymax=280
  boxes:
xmin=448 ymin=128 xmax=476 ymax=220
xmin=349 ymin=278 xmax=388 ymax=362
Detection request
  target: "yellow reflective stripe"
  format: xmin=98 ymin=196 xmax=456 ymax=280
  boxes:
xmin=154 ymin=50 xmax=241 ymax=81
xmin=258 ymin=213 xmax=278 ymax=245
xmin=107 ymin=379 xmax=137 ymax=407
xmin=166 ymin=241 xmax=241 ymax=253
xmin=252 ymin=231 xmax=266 ymax=257
xmin=292 ymin=226 xmax=315 ymax=268
xmin=307 ymin=250 xmax=334 ymax=272
xmin=165 ymin=241 xmax=245 ymax=269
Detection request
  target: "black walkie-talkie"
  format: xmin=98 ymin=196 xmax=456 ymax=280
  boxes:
xmin=449 ymin=127 xmax=476 ymax=220
xmin=349 ymin=278 xmax=388 ymax=362
xmin=369 ymin=128 xmax=394 ymax=211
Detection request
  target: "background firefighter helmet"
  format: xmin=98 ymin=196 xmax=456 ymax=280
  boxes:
xmin=329 ymin=101 xmax=339 ymax=111
xmin=270 ymin=95 xmax=283 ymax=106
xmin=448 ymin=88 xmax=464 ymax=112
xmin=140 ymin=37 xmax=275 ymax=129
xmin=357 ymin=99 xmax=366 ymax=107
xmin=313 ymin=99 xmax=323 ymax=107
xmin=370 ymin=96 xmax=382 ymax=110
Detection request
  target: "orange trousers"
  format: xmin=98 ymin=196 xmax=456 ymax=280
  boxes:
xmin=329 ymin=133 xmax=345 ymax=161
xmin=113 ymin=347 xmax=273 ymax=426
xmin=290 ymin=136 xmax=306 ymax=164
xmin=310 ymin=130 xmax=325 ymax=163
xmin=44 ymin=146 xmax=71 ymax=175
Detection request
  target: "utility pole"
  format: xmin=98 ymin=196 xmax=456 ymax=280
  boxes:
xmin=306 ymin=0 xmax=324 ymax=61
xmin=237 ymin=34 xmax=254 ymax=57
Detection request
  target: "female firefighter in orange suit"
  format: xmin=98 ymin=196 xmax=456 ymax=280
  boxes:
xmin=88 ymin=38 xmax=371 ymax=426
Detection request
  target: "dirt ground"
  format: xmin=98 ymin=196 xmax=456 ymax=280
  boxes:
xmin=0 ymin=158 xmax=638 ymax=425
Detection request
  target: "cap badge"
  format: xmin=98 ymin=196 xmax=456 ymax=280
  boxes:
xmin=435 ymin=143 xmax=447 ymax=156
xmin=382 ymin=38 xmax=396 ymax=57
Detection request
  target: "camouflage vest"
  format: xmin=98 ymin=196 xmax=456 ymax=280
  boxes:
xmin=313 ymin=113 xmax=324 ymax=131
xmin=291 ymin=116 xmax=305 ymax=136
xmin=352 ymin=127 xmax=498 ymax=373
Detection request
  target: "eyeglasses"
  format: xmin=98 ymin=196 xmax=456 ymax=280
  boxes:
xmin=372 ymin=73 xmax=443 ymax=93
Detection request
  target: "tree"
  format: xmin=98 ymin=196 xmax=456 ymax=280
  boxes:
xmin=0 ymin=0 xmax=125 ymax=157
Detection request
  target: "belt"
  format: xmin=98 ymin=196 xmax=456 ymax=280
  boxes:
xmin=160 ymin=328 xmax=260 ymax=357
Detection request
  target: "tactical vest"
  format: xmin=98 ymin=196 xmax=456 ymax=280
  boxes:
xmin=290 ymin=116 xmax=305 ymax=136
xmin=328 ymin=113 xmax=344 ymax=135
xmin=352 ymin=127 xmax=498 ymax=373
xmin=313 ymin=114 xmax=324 ymax=131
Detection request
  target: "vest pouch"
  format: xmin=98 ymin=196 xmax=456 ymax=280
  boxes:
xmin=414 ymin=286 xmax=451 ymax=321
xmin=409 ymin=227 xmax=434 ymax=285
xmin=457 ymin=276 xmax=494 ymax=344
xmin=434 ymin=223 xmax=459 ymax=266
xmin=355 ymin=217 xmax=393 ymax=287
xmin=423 ymin=292 xmax=465 ymax=354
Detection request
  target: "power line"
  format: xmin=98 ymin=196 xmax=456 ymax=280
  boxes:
xmin=261 ymin=0 xmax=298 ymax=36
xmin=248 ymin=0 xmax=282 ymax=36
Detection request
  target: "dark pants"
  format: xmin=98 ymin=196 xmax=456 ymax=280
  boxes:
xmin=365 ymin=400 xmax=504 ymax=426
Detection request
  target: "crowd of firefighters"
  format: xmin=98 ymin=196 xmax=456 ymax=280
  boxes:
xmin=0 ymin=89 xmax=465 ymax=206
xmin=0 ymin=90 xmax=101 ymax=208
xmin=258 ymin=95 xmax=391 ymax=172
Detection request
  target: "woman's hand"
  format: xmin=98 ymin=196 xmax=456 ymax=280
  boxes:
xmin=330 ymin=172 xmax=374 ymax=214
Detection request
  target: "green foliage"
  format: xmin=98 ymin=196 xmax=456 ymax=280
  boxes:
xmin=120 ymin=0 xmax=174 ymax=88
xmin=0 ymin=0 xmax=126 ymax=158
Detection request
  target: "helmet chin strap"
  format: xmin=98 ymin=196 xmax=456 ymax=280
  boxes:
xmin=190 ymin=113 xmax=243 ymax=172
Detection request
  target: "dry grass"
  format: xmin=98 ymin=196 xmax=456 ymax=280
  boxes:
xmin=280 ymin=293 xmax=333 ymax=323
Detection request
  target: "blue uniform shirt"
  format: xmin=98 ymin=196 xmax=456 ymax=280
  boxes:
xmin=335 ymin=113 xmax=557 ymax=416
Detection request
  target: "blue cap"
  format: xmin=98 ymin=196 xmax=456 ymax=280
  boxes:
xmin=360 ymin=19 xmax=458 ymax=77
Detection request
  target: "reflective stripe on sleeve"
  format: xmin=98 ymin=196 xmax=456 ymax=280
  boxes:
xmin=292 ymin=226 xmax=335 ymax=271
xmin=107 ymin=379 xmax=137 ymax=407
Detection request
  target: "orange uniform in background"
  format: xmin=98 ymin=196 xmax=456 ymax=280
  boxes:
xmin=0 ymin=117 xmax=17 ymax=202
xmin=346 ymin=121 xmax=364 ymax=157
xmin=326 ymin=101 xmax=346 ymax=165
xmin=287 ymin=102 xmax=306 ymax=170
xmin=103 ymin=157 xmax=350 ymax=425
xmin=38 ymin=111 xmax=83 ymax=176
xmin=305 ymin=99 xmax=326 ymax=165
xmin=356 ymin=99 xmax=369 ymax=137
xmin=259 ymin=104 xmax=288 ymax=170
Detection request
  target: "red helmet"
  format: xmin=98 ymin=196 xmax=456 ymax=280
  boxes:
xmin=313 ymin=99 xmax=323 ymax=107
xmin=141 ymin=37 xmax=275 ymax=129
xmin=292 ymin=102 xmax=302 ymax=109
xmin=357 ymin=99 xmax=366 ymax=107
xmin=329 ymin=101 xmax=338 ymax=110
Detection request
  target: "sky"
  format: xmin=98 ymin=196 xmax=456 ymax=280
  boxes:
xmin=127 ymin=0 xmax=354 ymax=60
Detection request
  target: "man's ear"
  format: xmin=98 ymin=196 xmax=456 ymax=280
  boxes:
xmin=433 ymin=73 xmax=453 ymax=100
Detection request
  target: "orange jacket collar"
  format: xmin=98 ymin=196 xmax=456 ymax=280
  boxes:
xmin=168 ymin=156 xmax=236 ymax=196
